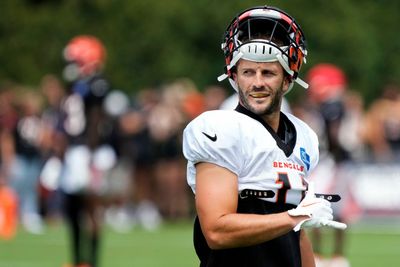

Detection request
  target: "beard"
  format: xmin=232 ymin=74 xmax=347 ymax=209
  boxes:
xmin=238 ymin=85 xmax=284 ymax=116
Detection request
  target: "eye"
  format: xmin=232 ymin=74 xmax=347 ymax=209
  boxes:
xmin=262 ymin=70 xmax=276 ymax=77
xmin=242 ymin=69 xmax=254 ymax=76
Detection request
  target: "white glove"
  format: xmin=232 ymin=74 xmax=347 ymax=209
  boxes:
xmin=288 ymin=182 xmax=347 ymax=231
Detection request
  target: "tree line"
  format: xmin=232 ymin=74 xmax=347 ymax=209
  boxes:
xmin=1 ymin=0 xmax=399 ymax=104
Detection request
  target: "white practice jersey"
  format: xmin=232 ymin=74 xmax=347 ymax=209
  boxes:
xmin=183 ymin=109 xmax=319 ymax=205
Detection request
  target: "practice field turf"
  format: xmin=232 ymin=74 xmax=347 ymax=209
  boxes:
xmin=0 ymin=219 xmax=399 ymax=267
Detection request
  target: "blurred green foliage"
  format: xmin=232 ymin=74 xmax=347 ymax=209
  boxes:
xmin=1 ymin=0 xmax=399 ymax=104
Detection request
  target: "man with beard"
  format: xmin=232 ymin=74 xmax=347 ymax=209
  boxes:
xmin=182 ymin=6 xmax=346 ymax=267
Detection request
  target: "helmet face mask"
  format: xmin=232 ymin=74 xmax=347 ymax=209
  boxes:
xmin=218 ymin=6 xmax=308 ymax=91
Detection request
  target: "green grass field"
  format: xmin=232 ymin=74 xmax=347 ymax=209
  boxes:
xmin=1 ymin=219 xmax=399 ymax=267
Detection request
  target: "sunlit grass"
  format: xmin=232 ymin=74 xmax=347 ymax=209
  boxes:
xmin=1 ymin=219 xmax=399 ymax=267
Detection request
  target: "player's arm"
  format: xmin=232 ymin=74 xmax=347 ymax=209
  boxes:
xmin=300 ymin=230 xmax=316 ymax=267
xmin=195 ymin=162 xmax=306 ymax=249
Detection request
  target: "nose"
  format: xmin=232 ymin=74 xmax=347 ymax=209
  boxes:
xmin=253 ymin=71 xmax=264 ymax=88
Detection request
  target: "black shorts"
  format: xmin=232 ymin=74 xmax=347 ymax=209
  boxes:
xmin=193 ymin=197 xmax=301 ymax=267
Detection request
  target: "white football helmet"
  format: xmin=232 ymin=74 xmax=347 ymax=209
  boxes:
xmin=218 ymin=6 xmax=309 ymax=92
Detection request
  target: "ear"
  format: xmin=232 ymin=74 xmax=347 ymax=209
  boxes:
xmin=282 ymin=75 xmax=292 ymax=93
xmin=231 ymin=69 xmax=238 ymax=81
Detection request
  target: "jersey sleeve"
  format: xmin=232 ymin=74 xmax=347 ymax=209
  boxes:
xmin=182 ymin=111 xmax=244 ymax=192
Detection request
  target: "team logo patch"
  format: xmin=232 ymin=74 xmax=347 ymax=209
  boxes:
xmin=300 ymin=147 xmax=310 ymax=171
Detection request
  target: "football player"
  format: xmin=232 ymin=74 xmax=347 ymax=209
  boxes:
xmin=182 ymin=6 xmax=346 ymax=267
xmin=60 ymin=35 xmax=115 ymax=267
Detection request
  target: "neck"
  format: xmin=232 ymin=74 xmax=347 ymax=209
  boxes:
xmin=262 ymin=112 xmax=280 ymax=132
xmin=235 ymin=104 xmax=281 ymax=133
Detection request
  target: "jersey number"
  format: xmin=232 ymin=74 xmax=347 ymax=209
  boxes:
xmin=275 ymin=172 xmax=306 ymax=203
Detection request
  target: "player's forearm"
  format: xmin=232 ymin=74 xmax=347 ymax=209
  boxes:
xmin=300 ymin=230 xmax=316 ymax=267
xmin=202 ymin=211 xmax=304 ymax=249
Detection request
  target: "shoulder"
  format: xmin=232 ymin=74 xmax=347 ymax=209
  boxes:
xmin=285 ymin=112 xmax=319 ymax=144
xmin=183 ymin=110 xmax=244 ymax=150
xmin=182 ymin=110 xmax=257 ymax=173
xmin=185 ymin=110 xmax=246 ymax=128
xmin=183 ymin=110 xmax=256 ymax=141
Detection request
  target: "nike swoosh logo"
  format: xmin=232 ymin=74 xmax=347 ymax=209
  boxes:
xmin=202 ymin=132 xmax=217 ymax=142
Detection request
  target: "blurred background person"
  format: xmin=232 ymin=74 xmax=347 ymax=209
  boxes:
xmin=122 ymin=87 xmax=162 ymax=231
xmin=111 ymin=78 xmax=201 ymax=230
xmin=149 ymin=78 xmax=201 ymax=221
xmin=363 ymin=83 xmax=400 ymax=162
xmin=59 ymin=35 xmax=116 ymax=267
xmin=38 ymin=74 xmax=68 ymax=224
xmin=296 ymin=63 xmax=367 ymax=267
xmin=101 ymin=89 xmax=136 ymax=233
xmin=6 ymin=87 xmax=46 ymax=235
xmin=202 ymin=84 xmax=228 ymax=111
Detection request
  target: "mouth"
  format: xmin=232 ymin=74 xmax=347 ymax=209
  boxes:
xmin=250 ymin=92 xmax=270 ymax=98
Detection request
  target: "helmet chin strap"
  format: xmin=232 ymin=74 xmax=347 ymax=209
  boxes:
xmin=217 ymin=51 xmax=243 ymax=82
xmin=294 ymin=77 xmax=309 ymax=89
xmin=228 ymin=78 xmax=239 ymax=92
xmin=218 ymin=41 xmax=308 ymax=90
xmin=276 ymin=53 xmax=309 ymax=89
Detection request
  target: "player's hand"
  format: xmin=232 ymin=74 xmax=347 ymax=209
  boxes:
xmin=288 ymin=182 xmax=347 ymax=231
